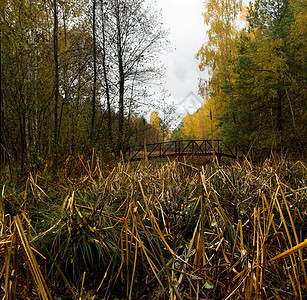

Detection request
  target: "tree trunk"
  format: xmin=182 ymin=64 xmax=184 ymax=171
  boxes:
xmin=58 ymin=10 xmax=69 ymax=151
xmin=118 ymin=70 xmax=124 ymax=153
xmin=116 ymin=1 xmax=124 ymax=154
xmin=277 ymin=92 xmax=283 ymax=148
xmin=90 ymin=0 xmax=97 ymax=145
xmin=277 ymin=92 xmax=282 ymax=132
xmin=0 ymin=31 xmax=2 ymax=163
xmin=17 ymin=106 xmax=26 ymax=173
xmin=53 ymin=0 xmax=59 ymax=170
xmin=100 ymin=0 xmax=113 ymax=149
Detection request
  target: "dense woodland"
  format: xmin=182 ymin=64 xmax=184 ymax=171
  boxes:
xmin=175 ymin=0 xmax=306 ymax=158
xmin=0 ymin=0 xmax=168 ymax=173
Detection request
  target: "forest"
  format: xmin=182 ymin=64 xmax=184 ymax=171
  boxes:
xmin=176 ymin=0 xmax=306 ymax=159
xmin=0 ymin=0 xmax=169 ymax=174
xmin=0 ymin=0 xmax=306 ymax=299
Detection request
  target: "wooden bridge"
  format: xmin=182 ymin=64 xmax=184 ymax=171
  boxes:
xmin=125 ymin=140 xmax=238 ymax=161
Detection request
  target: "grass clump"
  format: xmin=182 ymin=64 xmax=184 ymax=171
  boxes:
xmin=0 ymin=154 xmax=306 ymax=299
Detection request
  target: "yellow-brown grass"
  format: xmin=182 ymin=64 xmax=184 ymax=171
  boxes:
xmin=0 ymin=154 xmax=306 ymax=299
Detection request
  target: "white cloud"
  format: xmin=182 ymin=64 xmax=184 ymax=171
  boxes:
xmin=153 ymin=0 xmax=208 ymax=117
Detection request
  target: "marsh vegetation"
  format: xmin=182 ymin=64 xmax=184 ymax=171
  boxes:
xmin=1 ymin=154 xmax=306 ymax=299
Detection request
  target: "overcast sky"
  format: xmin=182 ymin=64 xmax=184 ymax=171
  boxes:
xmin=153 ymin=0 xmax=207 ymax=119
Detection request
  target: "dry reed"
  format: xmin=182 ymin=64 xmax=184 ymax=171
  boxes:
xmin=0 ymin=154 xmax=306 ymax=299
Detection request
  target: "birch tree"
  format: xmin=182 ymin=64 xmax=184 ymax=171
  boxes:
xmin=197 ymin=0 xmax=242 ymax=133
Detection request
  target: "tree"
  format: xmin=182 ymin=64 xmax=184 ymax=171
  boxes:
xmin=0 ymin=24 xmax=2 ymax=163
xmin=0 ymin=0 xmax=91 ymax=169
xmin=0 ymin=1 xmax=5 ymax=163
xmin=90 ymin=0 xmax=97 ymax=145
xmin=0 ymin=0 xmax=53 ymax=170
xmin=0 ymin=0 xmax=169 ymax=171
xmin=97 ymin=0 xmax=168 ymax=153
xmin=171 ymin=122 xmax=183 ymax=141
xmin=196 ymin=0 xmax=243 ymax=137
xmin=159 ymin=93 xmax=177 ymax=142
xmin=100 ymin=0 xmax=113 ymax=148
xmin=149 ymin=111 xmax=162 ymax=143
xmin=220 ymin=0 xmax=306 ymax=154
xmin=53 ymin=0 xmax=59 ymax=170
xmin=181 ymin=105 xmax=209 ymax=140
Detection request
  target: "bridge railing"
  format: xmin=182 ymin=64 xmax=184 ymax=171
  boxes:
xmin=126 ymin=140 xmax=237 ymax=161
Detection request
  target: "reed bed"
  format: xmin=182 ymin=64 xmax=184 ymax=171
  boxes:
xmin=0 ymin=154 xmax=306 ymax=299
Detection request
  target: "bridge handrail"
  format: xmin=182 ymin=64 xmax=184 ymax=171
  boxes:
xmin=126 ymin=139 xmax=239 ymax=161
xmin=133 ymin=139 xmax=221 ymax=148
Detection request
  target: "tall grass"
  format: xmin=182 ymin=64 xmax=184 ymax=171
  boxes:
xmin=0 ymin=154 xmax=306 ymax=299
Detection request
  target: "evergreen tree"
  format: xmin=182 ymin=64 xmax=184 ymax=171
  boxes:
xmin=220 ymin=0 xmax=306 ymax=154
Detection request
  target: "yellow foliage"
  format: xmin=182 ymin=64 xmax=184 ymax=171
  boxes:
xmin=240 ymin=5 xmax=249 ymax=23
xmin=149 ymin=111 xmax=163 ymax=143
xmin=181 ymin=100 xmax=221 ymax=140
xmin=290 ymin=0 xmax=307 ymax=65
xmin=197 ymin=0 xmax=242 ymax=137
xmin=150 ymin=111 xmax=160 ymax=129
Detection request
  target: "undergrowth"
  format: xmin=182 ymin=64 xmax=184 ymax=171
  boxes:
xmin=0 ymin=154 xmax=306 ymax=299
